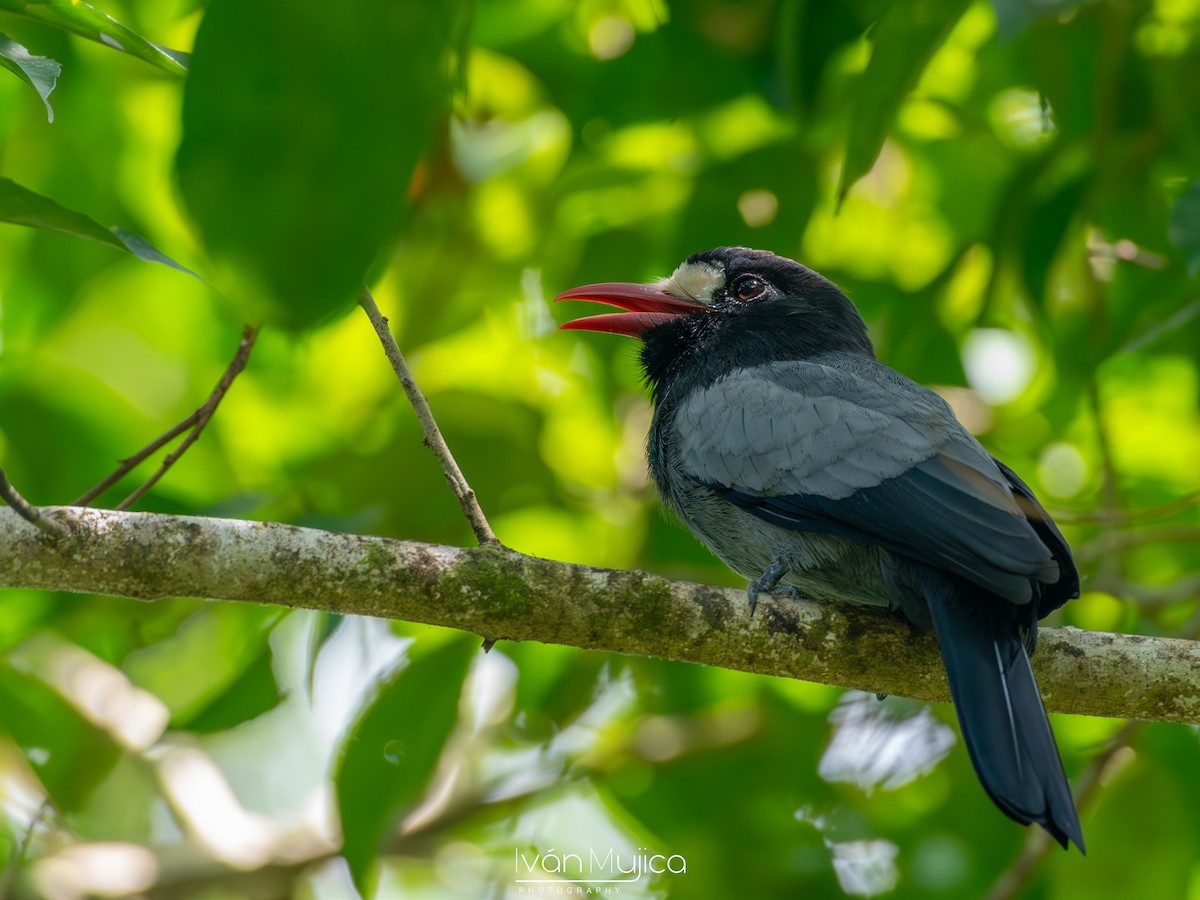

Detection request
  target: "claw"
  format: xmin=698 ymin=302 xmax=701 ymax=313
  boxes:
xmin=746 ymin=559 xmax=791 ymax=616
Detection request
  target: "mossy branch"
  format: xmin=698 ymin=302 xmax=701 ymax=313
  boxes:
xmin=2 ymin=506 xmax=1197 ymax=723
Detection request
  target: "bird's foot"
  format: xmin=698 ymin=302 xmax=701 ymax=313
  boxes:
xmin=746 ymin=560 xmax=797 ymax=616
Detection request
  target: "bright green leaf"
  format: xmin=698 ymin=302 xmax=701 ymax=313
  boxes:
xmin=0 ymin=0 xmax=187 ymax=75
xmin=334 ymin=636 xmax=476 ymax=895
xmin=0 ymin=662 xmax=123 ymax=811
xmin=0 ymin=177 xmax=199 ymax=277
xmin=1168 ymin=181 xmax=1200 ymax=278
xmin=176 ymin=0 xmax=463 ymax=330
xmin=0 ymin=32 xmax=60 ymax=122
xmin=839 ymin=0 xmax=971 ymax=202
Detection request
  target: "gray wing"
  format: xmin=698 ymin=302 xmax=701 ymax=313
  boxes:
xmin=671 ymin=354 xmax=1060 ymax=605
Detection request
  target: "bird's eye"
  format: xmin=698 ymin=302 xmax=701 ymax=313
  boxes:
xmin=733 ymin=275 xmax=767 ymax=301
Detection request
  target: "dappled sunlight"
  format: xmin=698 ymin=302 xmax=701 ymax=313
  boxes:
xmin=962 ymin=328 xmax=1037 ymax=404
xmin=156 ymin=744 xmax=282 ymax=869
xmin=918 ymin=2 xmax=995 ymax=104
xmin=803 ymin=150 xmax=957 ymax=291
xmin=737 ymin=189 xmax=780 ymax=228
xmin=467 ymin=647 xmax=520 ymax=735
xmin=34 ymin=843 xmax=159 ymax=900
xmin=588 ymin=14 xmax=637 ymax=60
xmin=989 ymin=88 xmax=1057 ymax=149
xmin=607 ymin=122 xmax=700 ymax=174
xmin=1038 ymin=442 xmax=1091 ymax=498
xmin=831 ymin=840 xmax=901 ymax=897
xmin=1100 ymin=356 xmax=1200 ymax=489
xmin=10 ymin=633 xmax=168 ymax=751
xmin=453 ymin=111 xmax=573 ymax=186
xmin=309 ymin=616 xmax=412 ymax=750
xmin=796 ymin=807 xmax=901 ymax=898
xmin=696 ymin=95 xmax=794 ymax=162
xmin=818 ymin=692 xmax=956 ymax=794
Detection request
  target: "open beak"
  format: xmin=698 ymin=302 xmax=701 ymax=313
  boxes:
xmin=554 ymin=282 xmax=708 ymax=338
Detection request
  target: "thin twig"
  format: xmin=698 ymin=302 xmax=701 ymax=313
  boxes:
xmin=72 ymin=416 xmax=198 ymax=506
xmin=1052 ymin=488 xmax=1200 ymax=527
xmin=0 ymin=800 xmax=51 ymax=900
xmin=1088 ymin=573 xmax=1200 ymax=610
xmin=1084 ymin=376 xmax=1127 ymax=593
xmin=359 ymin=287 xmax=497 ymax=546
xmin=71 ymin=325 xmax=259 ymax=510
xmin=1076 ymin=525 xmax=1200 ymax=563
xmin=0 ymin=467 xmax=68 ymax=539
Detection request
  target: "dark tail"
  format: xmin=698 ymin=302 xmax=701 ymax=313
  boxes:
xmin=925 ymin=576 xmax=1084 ymax=852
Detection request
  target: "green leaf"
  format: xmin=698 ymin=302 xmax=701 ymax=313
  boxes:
xmin=1021 ymin=171 xmax=1090 ymax=306
xmin=0 ymin=177 xmax=199 ymax=277
xmin=176 ymin=0 xmax=463 ymax=330
xmin=334 ymin=636 xmax=476 ymax=895
xmin=0 ymin=176 xmax=121 ymax=248
xmin=0 ymin=662 xmax=123 ymax=811
xmin=0 ymin=0 xmax=187 ymax=75
xmin=122 ymin=605 xmax=283 ymax=727
xmin=838 ymin=0 xmax=971 ymax=202
xmin=111 ymin=227 xmax=203 ymax=279
xmin=181 ymin=642 xmax=284 ymax=733
xmin=1168 ymin=181 xmax=1200 ymax=278
xmin=0 ymin=32 xmax=60 ymax=122
xmin=774 ymin=0 xmax=882 ymax=116
xmin=508 ymin=642 xmax=608 ymax=739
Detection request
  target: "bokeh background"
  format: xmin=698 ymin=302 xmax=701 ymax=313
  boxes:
xmin=2 ymin=0 xmax=1200 ymax=897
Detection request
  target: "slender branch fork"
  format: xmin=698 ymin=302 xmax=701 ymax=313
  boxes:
xmin=0 ymin=468 xmax=68 ymax=540
xmin=72 ymin=324 xmax=261 ymax=509
xmin=358 ymin=287 xmax=497 ymax=546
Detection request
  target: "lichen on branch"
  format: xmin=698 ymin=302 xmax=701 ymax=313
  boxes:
xmin=2 ymin=506 xmax=1197 ymax=724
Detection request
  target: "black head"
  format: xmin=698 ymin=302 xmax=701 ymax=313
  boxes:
xmin=557 ymin=247 xmax=875 ymax=402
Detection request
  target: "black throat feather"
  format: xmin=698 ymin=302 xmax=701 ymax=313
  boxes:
xmin=639 ymin=293 xmax=875 ymax=408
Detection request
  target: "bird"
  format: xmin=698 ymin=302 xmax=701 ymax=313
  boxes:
xmin=555 ymin=246 xmax=1084 ymax=851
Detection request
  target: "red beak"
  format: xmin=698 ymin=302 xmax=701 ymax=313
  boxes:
xmin=554 ymin=282 xmax=708 ymax=338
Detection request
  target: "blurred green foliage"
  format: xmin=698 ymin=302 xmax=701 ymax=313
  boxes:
xmin=1 ymin=0 xmax=1199 ymax=897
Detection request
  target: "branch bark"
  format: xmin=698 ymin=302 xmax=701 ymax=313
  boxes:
xmin=2 ymin=506 xmax=1197 ymax=724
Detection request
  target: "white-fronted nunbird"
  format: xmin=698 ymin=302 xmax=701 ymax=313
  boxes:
xmin=556 ymin=246 xmax=1084 ymax=851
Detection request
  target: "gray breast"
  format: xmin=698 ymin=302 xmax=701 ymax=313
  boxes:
xmin=651 ymin=416 xmax=891 ymax=608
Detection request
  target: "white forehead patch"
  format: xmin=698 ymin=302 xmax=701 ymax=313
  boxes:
xmin=655 ymin=261 xmax=724 ymax=304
